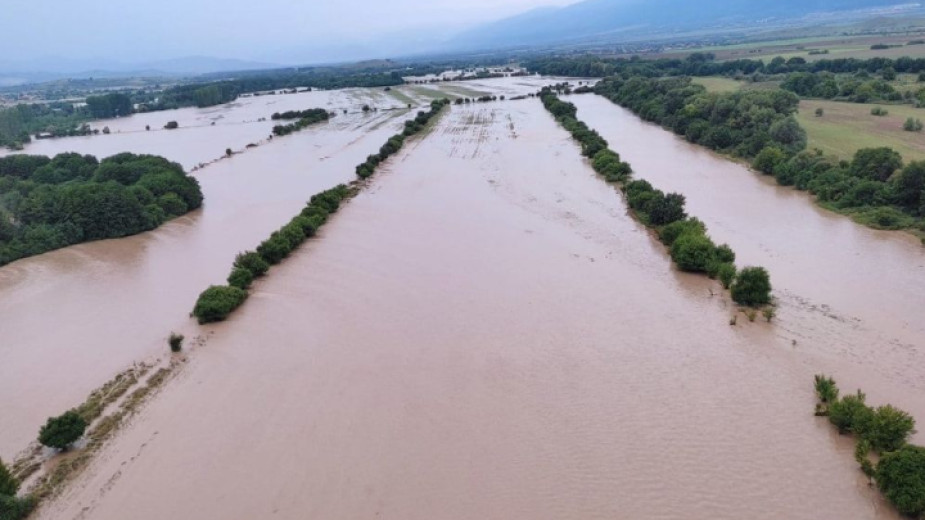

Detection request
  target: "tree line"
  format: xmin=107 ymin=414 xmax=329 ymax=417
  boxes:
xmin=539 ymin=87 xmax=773 ymax=307
xmin=355 ymin=99 xmax=450 ymax=179
xmin=813 ymin=375 xmax=924 ymax=517
xmin=592 ymin=76 xmax=925 ymax=233
xmin=271 ymin=108 xmax=331 ymax=137
xmin=526 ymin=53 xmax=925 ymax=80
xmin=193 ymin=98 xmax=451 ymax=323
xmin=0 ymin=152 xmax=203 ymax=266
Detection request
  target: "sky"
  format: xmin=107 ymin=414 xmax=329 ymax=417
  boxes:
xmin=2 ymin=0 xmax=577 ymax=67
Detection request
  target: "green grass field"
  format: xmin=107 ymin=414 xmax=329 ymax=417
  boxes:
xmin=796 ymin=99 xmax=925 ymax=162
xmin=691 ymin=77 xmax=743 ymax=93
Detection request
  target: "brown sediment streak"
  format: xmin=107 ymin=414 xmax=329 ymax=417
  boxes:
xmin=30 ymin=100 xmax=907 ymax=520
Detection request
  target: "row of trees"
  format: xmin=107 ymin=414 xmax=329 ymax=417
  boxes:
xmin=192 ymin=184 xmax=353 ymax=323
xmin=270 ymin=108 xmax=331 ymax=137
xmin=753 ymin=146 xmax=925 ymax=227
xmin=594 ymin=76 xmax=805 ymax=159
xmin=0 ymin=102 xmax=94 ymax=149
xmin=526 ymin=53 xmax=925 ymax=80
xmin=0 ymin=152 xmax=203 ymax=266
xmin=193 ymin=98 xmax=451 ymax=323
xmin=813 ymin=376 xmax=924 ymax=517
xmin=85 ymin=93 xmax=133 ymax=118
xmin=539 ymin=88 xmax=772 ymax=306
xmin=355 ymin=99 xmax=450 ymax=179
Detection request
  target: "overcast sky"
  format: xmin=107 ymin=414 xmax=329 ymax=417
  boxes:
xmin=3 ymin=0 xmax=576 ymax=65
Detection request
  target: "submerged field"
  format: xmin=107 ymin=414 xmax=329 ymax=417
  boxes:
xmin=1 ymin=78 xmax=923 ymax=520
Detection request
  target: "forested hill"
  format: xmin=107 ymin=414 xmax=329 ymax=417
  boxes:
xmin=450 ymin=0 xmax=911 ymax=50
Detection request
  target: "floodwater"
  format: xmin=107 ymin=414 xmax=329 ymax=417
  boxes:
xmin=0 ymin=77 xmax=558 ymax=459
xmin=35 ymin=101 xmax=904 ymax=519
xmin=571 ymin=94 xmax=925 ymax=425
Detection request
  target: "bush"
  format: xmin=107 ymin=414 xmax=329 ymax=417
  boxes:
xmin=904 ymin=117 xmax=924 ymax=132
xmin=876 ymin=445 xmax=925 ymax=516
xmin=865 ymin=405 xmax=916 ymax=453
xmin=829 ymin=390 xmax=873 ymax=435
xmin=0 ymin=495 xmax=35 ymax=520
xmin=227 ymin=267 xmax=254 ymax=290
xmin=168 ymin=332 xmax=184 ymax=353
xmin=192 ymin=285 xmax=248 ymax=324
xmin=753 ymin=147 xmax=787 ymax=175
xmin=717 ymin=263 xmax=737 ymax=289
xmin=648 ymin=192 xmax=687 ymax=226
xmin=38 ymin=410 xmax=87 ymax=450
xmin=714 ymin=244 xmax=735 ymax=264
xmin=731 ymin=266 xmax=772 ymax=306
xmin=670 ymin=233 xmax=716 ymax=273
xmin=871 ymin=106 xmax=889 ymax=116
xmin=814 ymin=374 xmax=839 ymax=404
xmin=257 ymin=233 xmax=292 ymax=265
xmin=233 ymin=251 xmax=269 ymax=278
xmin=164 ymin=121 xmax=179 ymax=130
xmin=659 ymin=218 xmax=706 ymax=246
xmin=0 ymin=458 xmax=18 ymax=496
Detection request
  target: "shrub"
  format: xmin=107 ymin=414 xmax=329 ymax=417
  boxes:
xmin=648 ymin=192 xmax=687 ymax=226
xmin=0 ymin=458 xmax=18 ymax=496
xmin=670 ymin=233 xmax=716 ymax=273
xmin=714 ymin=244 xmax=735 ymax=264
xmin=38 ymin=410 xmax=87 ymax=450
xmin=659 ymin=218 xmax=706 ymax=246
xmin=814 ymin=374 xmax=839 ymax=404
xmin=0 ymin=495 xmax=35 ymax=520
xmin=829 ymin=390 xmax=873 ymax=435
xmin=164 ymin=121 xmax=179 ymax=130
xmin=717 ymin=263 xmax=737 ymax=289
xmin=904 ymin=117 xmax=924 ymax=132
xmin=753 ymin=147 xmax=787 ymax=175
xmin=227 ymin=267 xmax=254 ymax=290
xmin=257 ymin=233 xmax=292 ymax=264
xmin=815 ymin=108 xmax=824 ymax=117
xmin=865 ymin=405 xmax=916 ymax=453
xmin=233 ymin=251 xmax=269 ymax=278
xmin=168 ymin=333 xmax=184 ymax=353
xmin=871 ymin=106 xmax=889 ymax=117
xmin=731 ymin=266 xmax=772 ymax=306
xmin=876 ymin=445 xmax=925 ymax=516
xmin=192 ymin=285 xmax=248 ymax=324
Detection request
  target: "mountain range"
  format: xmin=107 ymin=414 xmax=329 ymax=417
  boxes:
xmin=449 ymin=0 xmax=923 ymax=50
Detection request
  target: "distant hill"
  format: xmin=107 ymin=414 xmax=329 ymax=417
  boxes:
xmin=449 ymin=0 xmax=921 ymax=50
xmin=0 ymin=56 xmax=279 ymax=86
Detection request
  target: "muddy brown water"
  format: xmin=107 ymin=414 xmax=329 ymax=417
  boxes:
xmin=0 ymin=77 xmax=559 ymax=459
xmin=33 ymin=101 xmax=905 ymax=519
xmin=570 ymin=94 xmax=925 ymax=423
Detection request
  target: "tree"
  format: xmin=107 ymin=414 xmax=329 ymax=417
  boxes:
xmin=865 ymin=405 xmax=916 ymax=453
xmin=850 ymin=147 xmax=903 ymax=182
xmin=227 ymin=267 xmax=254 ymax=290
xmin=168 ymin=333 xmax=184 ymax=353
xmin=192 ymin=285 xmax=248 ymax=324
xmin=904 ymin=117 xmax=923 ymax=132
xmin=753 ymin=147 xmax=788 ymax=175
xmin=893 ymin=161 xmax=925 ymax=212
xmin=828 ymin=390 xmax=873 ymax=435
xmin=731 ymin=266 xmax=772 ymax=306
xmin=670 ymin=233 xmax=716 ymax=273
xmin=0 ymin=458 xmax=18 ymax=496
xmin=814 ymin=374 xmax=839 ymax=404
xmin=38 ymin=410 xmax=87 ymax=450
xmin=648 ymin=192 xmax=687 ymax=226
xmin=876 ymin=445 xmax=925 ymax=517
xmin=717 ymin=263 xmax=736 ymax=289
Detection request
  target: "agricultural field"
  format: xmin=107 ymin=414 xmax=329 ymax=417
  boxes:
xmin=797 ymin=99 xmax=925 ymax=162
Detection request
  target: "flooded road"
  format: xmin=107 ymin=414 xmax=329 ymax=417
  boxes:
xmin=571 ymin=94 xmax=925 ymax=426
xmin=0 ymin=77 xmax=557 ymax=459
xmin=35 ymin=101 xmax=901 ymax=520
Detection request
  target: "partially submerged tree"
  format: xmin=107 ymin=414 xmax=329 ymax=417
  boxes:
xmin=38 ymin=410 xmax=87 ymax=450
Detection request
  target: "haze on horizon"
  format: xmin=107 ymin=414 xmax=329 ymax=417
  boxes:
xmin=2 ymin=0 xmax=577 ymax=68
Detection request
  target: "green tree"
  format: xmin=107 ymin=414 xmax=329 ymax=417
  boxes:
xmin=828 ymin=390 xmax=873 ymax=435
xmin=753 ymin=147 xmax=787 ymax=175
xmin=227 ymin=267 xmax=254 ymax=290
xmin=0 ymin=458 xmax=18 ymax=496
xmin=38 ymin=410 xmax=87 ymax=450
xmin=233 ymin=251 xmax=269 ymax=277
xmin=670 ymin=233 xmax=716 ymax=273
xmin=850 ymin=147 xmax=903 ymax=182
xmin=876 ymin=445 xmax=925 ymax=516
xmin=865 ymin=405 xmax=916 ymax=453
xmin=893 ymin=161 xmax=925 ymax=212
xmin=731 ymin=266 xmax=772 ymax=306
xmin=814 ymin=374 xmax=839 ymax=404
xmin=192 ymin=285 xmax=248 ymax=324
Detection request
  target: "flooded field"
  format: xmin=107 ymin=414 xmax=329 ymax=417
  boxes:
xmin=33 ymin=101 xmax=904 ymax=519
xmin=570 ymin=94 xmax=925 ymax=426
xmin=0 ymin=77 xmax=557 ymax=459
